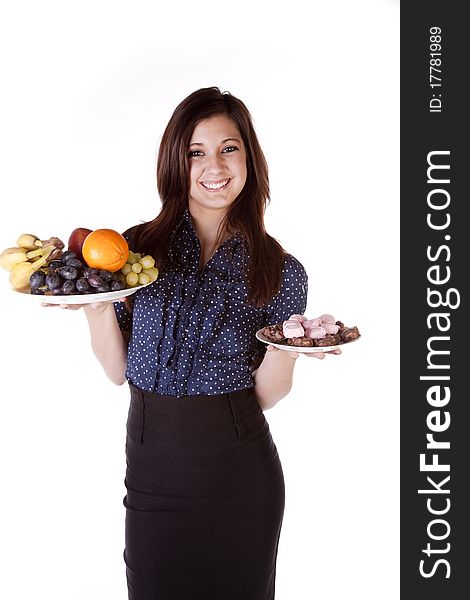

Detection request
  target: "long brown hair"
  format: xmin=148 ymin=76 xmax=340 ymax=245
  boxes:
xmin=132 ymin=86 xmax=286 ymax=307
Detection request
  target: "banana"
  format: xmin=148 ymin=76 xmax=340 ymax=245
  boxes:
xmin=26 ymin=237 xmax=64 ymax=260
xmin=16 ymin=234 xmax=40 ymax=250
xmin=2 ymin=234 xmax=66 ymax=288
xmin=0 ymin=247 xmax=29 ymax=271
xmin=26 ymin=248 xmax=42 ymax=259
xmin=9 ymin=246 xmax=54 ymax=290
xmin=28 ymin=255 xmax=46 ymax=263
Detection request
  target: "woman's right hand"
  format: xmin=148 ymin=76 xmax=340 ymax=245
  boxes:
xmin=40 ymin=299 xmax=125 ymax=313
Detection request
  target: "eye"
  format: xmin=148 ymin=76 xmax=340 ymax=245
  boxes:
xmin=188 ymin=150 xmax=204 ymax=158
xmin=222 ymin=146 xmax=238 ymax=153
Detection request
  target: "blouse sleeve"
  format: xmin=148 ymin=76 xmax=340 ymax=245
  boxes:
xmin=114 ymin=301 xmax=133 ymax=333
xmin=253 ymin=253 xmax=308 ymax=360
xmin=264 ymin=254 xmax=308 ymax=324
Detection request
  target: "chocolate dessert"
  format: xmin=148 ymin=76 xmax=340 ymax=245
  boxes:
xmin=313 ymin=334 xmax=342 ymax=347
xmin=260 ymin=323 xmax=285 ymax=342
xmin=287 ymin=337 xmax=315 ymax=347
xmin=340 ymin=326 xmax=360 ymax=342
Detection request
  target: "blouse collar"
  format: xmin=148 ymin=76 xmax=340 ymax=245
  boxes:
xmin=168 ymin=207 xmax=247 ymax=272
xmin=181 ymin=207 xmax=244 ymax=246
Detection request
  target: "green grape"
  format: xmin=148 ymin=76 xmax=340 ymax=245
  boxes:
xmin=121 ymin=263 xmax=132 ymax=275
xmin=131 ymin=262 xmax=142 ymax=273
xmin=126 ymin=271 xmax=139 ymax=286
xmin=143 ymin=267 xmax=158 ymax=282
xmin=140 ymin=255 xmax=155 ymax=269
xmin=127 ymin=251 xmax=138 ymax=265
xmin=138 ymin=272 xmax=151 ymax=285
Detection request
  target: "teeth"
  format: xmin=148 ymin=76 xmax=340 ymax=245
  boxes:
xmin=201 ymin=179 xmax=229 ymax=190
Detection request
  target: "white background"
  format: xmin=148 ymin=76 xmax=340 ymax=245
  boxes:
xmin=0 ymin=1 xmax=399 ymax=598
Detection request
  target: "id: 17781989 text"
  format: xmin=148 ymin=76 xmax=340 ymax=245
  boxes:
xmin=429 ymin=26 xmax=443 ymax=113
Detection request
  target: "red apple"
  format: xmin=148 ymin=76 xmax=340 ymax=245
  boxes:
xmin=68 ymin=227 xmax=93 ymax=261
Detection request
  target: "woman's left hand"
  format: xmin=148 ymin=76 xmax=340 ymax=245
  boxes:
xmin=266 ymin=345 xmax=342 ymax=360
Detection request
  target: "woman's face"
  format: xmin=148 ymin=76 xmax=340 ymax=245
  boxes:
xmin=187 ymin=114 xmax=247 ymax=216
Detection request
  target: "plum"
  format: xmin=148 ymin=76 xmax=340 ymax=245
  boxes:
xmin=68 ymin=228 xmax=92 ymax=261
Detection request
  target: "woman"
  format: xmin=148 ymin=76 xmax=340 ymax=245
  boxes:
xmin=51 ymin=87 xmax=340 ymax=599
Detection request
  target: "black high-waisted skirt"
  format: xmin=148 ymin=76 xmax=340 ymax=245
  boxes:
xmin=123 ymin=383 xmax=285 ymax=600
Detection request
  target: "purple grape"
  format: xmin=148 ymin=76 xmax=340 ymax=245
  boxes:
xmin=60 ymin=251 xmax=77 ymax=264
xmin=98 ymin=269 xmax=113 ymax=283
xmin=87 ymin=274 xmax=104 ymax=288
xmin=30 ymin=271 xmax=46 ymax=289
xmin=59 ymin=266 xmax=79 ymax=280
xmin=67 ymin=257 xmax=84 ymax=269
xmin=61 ymin=280 xmax=77 ymax=294
xmin=83 ymin=268 xmax=99 ymax=278
xmin=95 ymin=283 xmax=110 ymax=293
xmin=46 ymin=272 xmax=62 ymax=290
xmin=48 ymin=259 xmax=63 ymax=272
xmin=111 ymin=280 xmax=126 ymax=291
xmin=76 ymin=277 xmax=91 ymax=293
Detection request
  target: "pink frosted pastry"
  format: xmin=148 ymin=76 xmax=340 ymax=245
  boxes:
xmin=319 ymin=314 xmax=336 ymax=324
xmin=322 ymin=322 xmax=340 ymax=335
xmin=283 ymin=319 xmax=305 ymax=338
xmin=305 ymin=326 xmax=327 ymax=339
xmin=289 ymin=314 xmax=307 ymax=323
xmin=302 ymin=318 xmax=322 ymax=329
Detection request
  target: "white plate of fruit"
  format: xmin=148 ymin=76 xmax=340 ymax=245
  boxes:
xmin=0 ymin=227 xmax=158 ymax=304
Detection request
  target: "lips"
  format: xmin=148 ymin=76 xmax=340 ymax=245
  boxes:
xmin=200 ymin=178 xmax=231 ymax=191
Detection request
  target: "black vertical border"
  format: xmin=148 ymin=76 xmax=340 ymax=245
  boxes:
xmin=401 ymin=4 xmax=468 ymax=599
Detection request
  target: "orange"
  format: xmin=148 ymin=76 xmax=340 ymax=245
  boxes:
xmin=82 ymin=229 xmax=129 ymax=272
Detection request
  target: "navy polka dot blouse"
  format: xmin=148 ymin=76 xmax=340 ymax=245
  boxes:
xmin=114 ymin=209 xmax=308 ymax=397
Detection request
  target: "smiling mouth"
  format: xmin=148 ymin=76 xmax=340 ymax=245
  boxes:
xmin=200 ymin=178 xmax=231 ymax=191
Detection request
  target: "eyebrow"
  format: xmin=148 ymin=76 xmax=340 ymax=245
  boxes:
xmin=189 ymin=138 xmax=241 ymax=147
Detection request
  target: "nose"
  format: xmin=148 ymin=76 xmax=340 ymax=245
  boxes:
xmin=205 ymin=152 xmax=225 ymax=174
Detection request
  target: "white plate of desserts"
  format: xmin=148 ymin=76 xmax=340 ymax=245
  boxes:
xmin=255 ymin=329 xmax=360 ymax=353
xmin=256 ymin=315 xmax=361 ymax=353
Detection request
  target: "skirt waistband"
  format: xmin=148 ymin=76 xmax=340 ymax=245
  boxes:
xmin=127 ymin=383 xmax=261 ymax=444
xmin=128 ymin=382 xmax=254 ymax=405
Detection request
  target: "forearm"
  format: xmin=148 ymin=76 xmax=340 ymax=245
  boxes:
xmin=84 ymin=303 xmax=128 ymax=385
xmin=253 ymin=349 xmax=296 ymax=410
